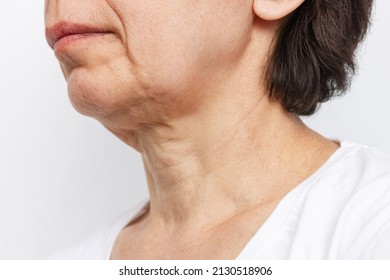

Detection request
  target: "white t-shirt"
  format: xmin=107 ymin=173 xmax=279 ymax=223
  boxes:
xmin=49 ymin=142 xmax=390 ymax=259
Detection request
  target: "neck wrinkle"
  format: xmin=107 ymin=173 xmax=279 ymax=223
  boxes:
xmin=134 ymin=96 xmax=314 ymax=232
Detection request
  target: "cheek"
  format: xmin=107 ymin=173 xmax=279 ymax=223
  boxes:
xmin=119 ymin=0 xmax=253 ymax=95
xmin=118 ymin=3 xmax=199 ymax=91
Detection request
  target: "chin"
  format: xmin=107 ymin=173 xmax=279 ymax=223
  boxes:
xmin=66 ymin=67 xmax=133 ymax=119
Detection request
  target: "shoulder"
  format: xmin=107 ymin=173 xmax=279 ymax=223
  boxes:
xmin=301 ymin=142 xmax=390 ymax=212
xmin=331 ymin=142 xmax=390 ymax=204
xmin=284 ymin=142 xmax=390 ymax=259
xmin=47 ymin=200 xmax=148 ymax=260
xmin=343 ymin=142 xmax=390 ymax=177
xmin=314 ymin=142 xmax=390 ymax=194
xmin=322 ymin=142 xmax=390 ymax=258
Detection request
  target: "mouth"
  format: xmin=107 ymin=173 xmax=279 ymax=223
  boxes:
xmin=45 ymin=22 xmax=113 ymax=51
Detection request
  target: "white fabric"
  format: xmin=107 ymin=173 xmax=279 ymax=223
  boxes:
xmin=49 ymin=142 xmax=390 ymax=259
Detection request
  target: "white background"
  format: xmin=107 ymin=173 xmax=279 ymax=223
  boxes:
xmin=0 ymin=1 xmax=389 ymax=259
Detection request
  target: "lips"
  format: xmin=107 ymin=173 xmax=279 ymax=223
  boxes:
xmin=45 ymin=22 xmax=112 ymax=50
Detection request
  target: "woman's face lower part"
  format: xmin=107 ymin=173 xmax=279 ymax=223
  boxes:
xmin=45 ymin=0 xmax=253 ymax=125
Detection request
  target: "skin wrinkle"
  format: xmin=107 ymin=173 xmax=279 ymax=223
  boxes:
xmin=104 ymin=1 xmax=138 ymax=67
xmin=45 ymin=0 xmax=341 ymax=259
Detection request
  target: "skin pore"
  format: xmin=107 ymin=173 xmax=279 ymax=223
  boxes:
xmin=45 ymin=0 xmax=339 ymax=259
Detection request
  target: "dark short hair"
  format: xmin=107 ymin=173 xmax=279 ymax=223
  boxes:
xmin=266 ymin=0 xmax=373 ymax=115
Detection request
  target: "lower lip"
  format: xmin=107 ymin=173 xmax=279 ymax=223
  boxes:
xmin=54 ymin=33 xmax=111 ymax=53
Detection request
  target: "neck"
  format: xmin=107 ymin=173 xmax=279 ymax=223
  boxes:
xmin=131 ymin=92 xmax=337 ymax=231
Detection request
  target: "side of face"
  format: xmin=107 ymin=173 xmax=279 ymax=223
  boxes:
xmin=45 ymin=0 xmax=256 ymax=128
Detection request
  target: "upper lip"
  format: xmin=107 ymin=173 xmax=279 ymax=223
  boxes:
xmin=45 ymin=22 xmax=110 ymax=49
